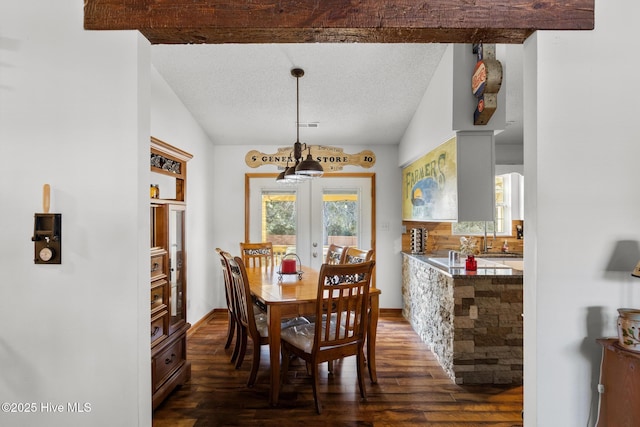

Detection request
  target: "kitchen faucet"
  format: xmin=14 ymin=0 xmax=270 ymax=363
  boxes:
xmin=483 ymin=221 xmax=496 ymax=253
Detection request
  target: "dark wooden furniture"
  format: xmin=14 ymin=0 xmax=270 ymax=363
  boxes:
xmin=245 ymin=264 xmax=381 ymax=406
xmin=280 ymin=261 xmax=376 ymax=414
xmin=150 ymin=137 xmax=193 ymax=410
xmin=597 ymin=338 xmax=640 ymax=426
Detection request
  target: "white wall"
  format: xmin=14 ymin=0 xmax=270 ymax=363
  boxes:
xmin=0 ymin=2 xmax=150 ymax=426
xmin=211 ymin=144 xmax=403 ymax=309
xmin=524 ymin=1 xmax=640 ymax=424
xmin=150 ymin=67 xmax=217 ymax=325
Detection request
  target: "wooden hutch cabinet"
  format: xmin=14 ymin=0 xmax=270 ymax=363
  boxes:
xmin=150 ymin=137 xmax=192 ymax=409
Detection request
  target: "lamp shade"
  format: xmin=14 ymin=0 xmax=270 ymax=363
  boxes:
xmin=295 ymin=153 xmax=324 ymax=176
xmin=284 ymin=163 xmax=307 ymax=181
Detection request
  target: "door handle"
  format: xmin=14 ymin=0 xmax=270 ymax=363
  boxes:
xmin=312 ymin=252 xmax=318 ymax=258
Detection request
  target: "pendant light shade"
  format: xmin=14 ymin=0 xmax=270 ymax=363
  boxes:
xmin=296 ymin=150 xmax=324 ymax=176
xmin=285 ymin=160 xmax=307 ymax=181
xmin=277 ymin=68 xmax=323 ymax=182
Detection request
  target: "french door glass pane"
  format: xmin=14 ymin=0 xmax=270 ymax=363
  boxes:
xmin=262 ymin=189 xmax=296 ymax=263
xmin=323 ymin=189 xmax=359 ymax=259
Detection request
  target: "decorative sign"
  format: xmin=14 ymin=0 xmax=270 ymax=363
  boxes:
xmin=471 ymin=43 xmax=503 ymax=125
xmin=402 ymin=137 xmax=457 ymax=222
xmin=245 ymin=146 xmax=376 ymax=172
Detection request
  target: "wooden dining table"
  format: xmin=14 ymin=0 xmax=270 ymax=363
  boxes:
xmin=245 ymin=264 xmax=381 ymax=406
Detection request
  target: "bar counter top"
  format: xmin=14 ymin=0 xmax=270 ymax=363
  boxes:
xmin=403 ymin=252 xmax=523 ymax=278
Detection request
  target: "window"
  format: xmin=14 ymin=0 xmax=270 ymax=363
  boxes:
xmin=322 ymin=189 xmax=359 ymax=248
xmin=260 ymin=187 xmax=361 ymax=261
xmin=452 ymin=173 xmax=521 ymax=236
xmin=261 ymin=190 xmax=297 ymax=261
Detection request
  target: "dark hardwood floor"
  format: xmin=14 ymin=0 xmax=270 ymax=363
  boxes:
xmin=153 ymin=310 xmax=523 ymax=426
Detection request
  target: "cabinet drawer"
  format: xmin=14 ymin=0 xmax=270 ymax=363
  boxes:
xmin=151 ymin=254 xmax=165 ymax=279
xmin=153 ymin=337 xmax=185 ymax=391
xmin=151 ymin=310 xmax=169 ymax=346
xmin=151 ymin=279 xmax=168 ymax=314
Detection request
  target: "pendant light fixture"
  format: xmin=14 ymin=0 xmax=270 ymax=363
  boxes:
xmin=277 ymin=68 xmax=323 ymax=183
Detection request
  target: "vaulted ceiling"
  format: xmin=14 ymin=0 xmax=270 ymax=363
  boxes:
xmin=84 ymin=1 xmax=593 ymax=152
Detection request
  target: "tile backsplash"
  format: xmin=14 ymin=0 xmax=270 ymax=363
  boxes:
xmin=402 ymin=220 xmax=524 ymax=255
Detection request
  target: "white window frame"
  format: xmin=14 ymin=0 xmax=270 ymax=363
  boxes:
xmin=452 ymin=173 xmax=521 ymax=237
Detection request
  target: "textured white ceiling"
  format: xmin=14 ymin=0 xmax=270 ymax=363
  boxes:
xmin=150 ymin=43 xmax=522 ymax=148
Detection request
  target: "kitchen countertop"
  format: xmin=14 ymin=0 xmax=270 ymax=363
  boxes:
xmin=403 ymin=252 xmax=524 ymax=278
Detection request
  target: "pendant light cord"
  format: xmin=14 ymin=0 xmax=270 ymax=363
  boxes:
xmin=296 ymin=73 xmax=300 ymax=144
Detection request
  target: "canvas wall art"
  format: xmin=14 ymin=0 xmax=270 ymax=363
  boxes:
xmin=402 ymin=137 xmax=457 ymax=221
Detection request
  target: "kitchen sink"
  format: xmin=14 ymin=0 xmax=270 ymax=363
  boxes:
xmin=482 ymin=258 xmax=524 ymax=270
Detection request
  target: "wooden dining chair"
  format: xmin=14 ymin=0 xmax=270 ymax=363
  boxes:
xmin=215 ymin=248 xmax=242 ymax=364
xmin=342 ymin=247 xmax=374 ymax=264
xmin=280 ymin=260 xmax=376 ymax=414
xmin=325 ymin=243 xmax=348 ymax=265
xmin=239 ymin=242 xmax=275 ymax=268
xmin=223 ymin=252 xmax=310 ymax=387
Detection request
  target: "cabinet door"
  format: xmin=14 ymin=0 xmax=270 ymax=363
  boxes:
xmin=168 ymin=204 xmax=186 ymax=333
xmin=456 ymin=131 xmax=495 ymax=222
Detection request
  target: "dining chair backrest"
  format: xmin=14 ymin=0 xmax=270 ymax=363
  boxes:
xmin=216 ymin=248 xmax=236 ymax=319
xmin=240 ymin=242 xmax=275 ymax=268
xmin=342 ymin=247 xmax=374 ymax=264
xmin=314 ymin=261 xmax=375 ymax=354
xmin=325 ymin=244 xmax=348 ymax=265
xmin=224 ymin=253 xmax=260 ymax=340
xmin=216 ymin=247 xmax=242 ymax=361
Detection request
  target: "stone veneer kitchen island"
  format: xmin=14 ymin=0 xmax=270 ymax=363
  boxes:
xmin=402 ymin=253 xmax=523 ymax=385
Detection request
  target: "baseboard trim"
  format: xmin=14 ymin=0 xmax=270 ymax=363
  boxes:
xmin=188 ymin=308 xmax=227 ymax=337
xmin=380 ymin=308 xmax=403 ymax=317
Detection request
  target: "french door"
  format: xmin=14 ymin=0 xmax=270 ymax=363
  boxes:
xmin=246 ymin=174 xmax=374 ymax=270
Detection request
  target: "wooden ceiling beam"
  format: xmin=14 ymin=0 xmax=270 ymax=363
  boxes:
xmin=84 ymin=0 xmax=594 ymax=45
